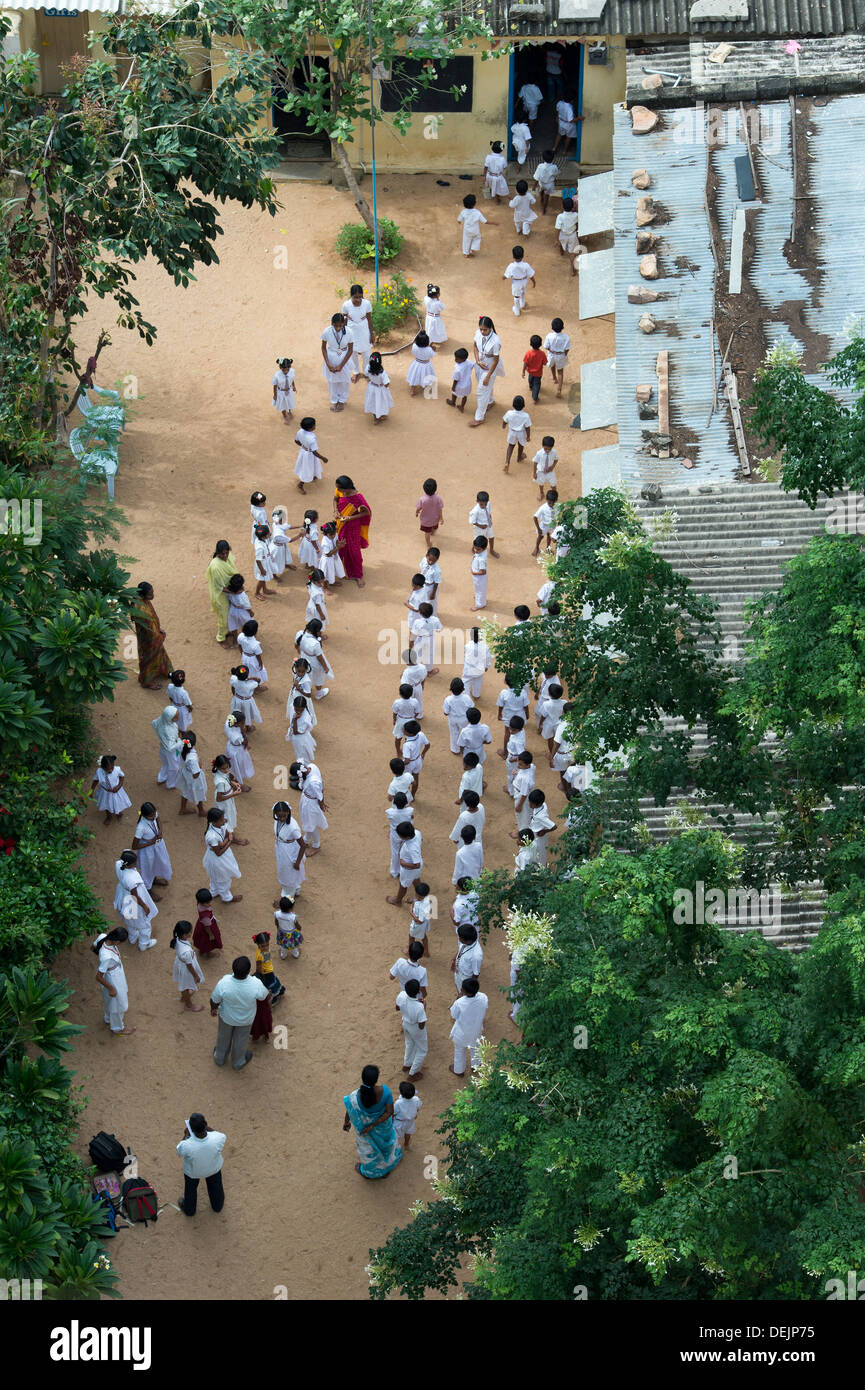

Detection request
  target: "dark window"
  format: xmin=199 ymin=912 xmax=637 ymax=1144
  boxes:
xmin=379 ymin=56 xmax=473 ymax=113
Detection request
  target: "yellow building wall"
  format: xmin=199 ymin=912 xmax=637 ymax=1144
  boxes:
xmin=579 ymin=36 xmax=627 ymax=169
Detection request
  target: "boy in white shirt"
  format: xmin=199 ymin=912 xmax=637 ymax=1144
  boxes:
xmin=387 ymin=822 xmax=423 ymax=907
xmin=396 ymin=978 xmax=428 ymax=1078
xmin=420 ymin=545 xmax=442 ymax=612
xmin=452 ymin=878 xmax=479 ymax=932
xmin=537 ymin=682 xmax=566 ymax=752
xmin=533 ymin=148 xmax=558 ymax=215
xmin=409 ymin=881 xmax=434 ymax=957
xmin=449 ymin=978 xmax=489 ymax=1076
xmin=410 ymin=602 xmax=443 ymax=675
xmin=511 ymin=121 xmax=532 ymax=167
xmin=470 ymin=535 xmax=488 ymax=612
xmin=401 ymin=720 xmax=430 ymax=794
xmin=393 ymin=1080 xmax=423 ymax=1149
xmin=451 ymin=923 xmax=484 ymax=992
xmin=511 ymin=750 xmax=536 ymax=830
xmin=533 ymin=488 xmax=559 ymax=556
xmin=496 ymin=677 xmax=530 ymax=749
xmin=452 ymin=824 xmax=483 ymax=886
xmin=443 ymin=677 xmax=475 ymax=754
xmin=469 ymin=490 xmax=499 ymax=558
xmin=448 ymin=348 xmax=474 ymax=412
xmin=533 ymin=435 xmax=558 ymax=500
xmin=519 ymin=82 xmax=542 ymax=124
xmin=528 ymin=789 xmax=556 ymax=866
xmin=389 ymin=939 xmax=428 ymax=999
xmin=501 ymin=715 xmax=527 ymax=793
xmin=543 ymin=318 xmax=570 ymax=398
xmin=387 ymin=757 xmax=414 ymax=804
xmin=458 ymin=193 xmax=490 ymax=258
xmin=457 ymin=752 xmax=485 ymax=802
xmin=515 ymin=827 xmax=538 ymax=873
xmin=392 ymin=683 xmax=421 ymax=757
xmin=458 ymin=707 xmax=492 ymax=763
xmin=553 ymin=97 xmax=582 ymax=160
xmin=502 ymin=395 xmax=532 ymax=472
xmin=537 ymin=580 xmax=555 ymax=615
xmin=386 ymin=792 xmax=414 ymax=878
xmin=450 ymin=790 xmax=485 ymax=846
xmin=503 ymin=245 xmax=536 ymax=317
xmin=555 ymin=195 xmax=580 ymax=273
xmin=405 ymin=573 xmax=425 ymax=617
xmin=509 ymin=178 xmax=537 ymax=235
xmin=401 ymin=649 xmax=428 ymax=717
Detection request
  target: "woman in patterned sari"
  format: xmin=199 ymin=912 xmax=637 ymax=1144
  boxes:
xmin=343 ymin=1064 xmax=402 ymax=1178
xmin=132 ymin=582 xmax=172 ymax=690
xmin=333 ymin=475 xmax=372 ymax=589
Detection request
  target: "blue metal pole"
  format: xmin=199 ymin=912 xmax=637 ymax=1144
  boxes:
xmin=368 ymin=0 xmax=380 ymax=296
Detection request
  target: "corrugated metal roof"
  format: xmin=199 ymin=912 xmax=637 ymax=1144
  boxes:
xmin=626 ymin=34 xmax=865 ymax=103
xmin=490 ymin=0 xmax=865 ymax=37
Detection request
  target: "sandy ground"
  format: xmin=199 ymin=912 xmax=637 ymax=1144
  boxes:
xmin=57 ymin=173 xmax=614 ymax=1301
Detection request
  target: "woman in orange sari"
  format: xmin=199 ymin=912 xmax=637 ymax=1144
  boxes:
xmin=333 ymin=475 xmax=372 ymax=588
xmin=132 ymin=582 xmax=172 ymax=690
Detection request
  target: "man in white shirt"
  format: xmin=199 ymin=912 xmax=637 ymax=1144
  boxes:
xmin=210 ymin=957 xmax=270 ymax=1070
xmin=396 ymin=978 xmax=428 ymax=1078
xmin=449 ymin=978 xmax=489 ymax=1076
xmin=177 ymin=1112 xmax=227 ymax=1215
xmin=452 ymin=923 xmax=484 ymax=992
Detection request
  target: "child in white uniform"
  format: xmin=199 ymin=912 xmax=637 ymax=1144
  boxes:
xmin=305 ymin=570 xmax=328 ymax=629
xmin=91 ymin=754 xmax=132 ymax=823
xmin=504 ymin=716 xmax=527 ymax=793
xmin=393 ymin=683 xmax=422 ymax=756
xmin=450 ymin=792 xmax=485 ymax=848
xmin=249 ymin=491 xmax=268 ymax=544
xmin=458 ymin=753 xmax=484 ymax=803
xmin=503 ymin=245 xmax=535 ymax=316
xmin=396 ymin=980 xmax=428 ymax=1078
xmin=293 ymin=760 xmax=328 ymax=851
xmin=253 ymin=523 xmax=275 ymax=597
xmin=393 ymin=1081 xmax=422 ymax=1148
xmin=448 ymin=348 xmax=474 ymax=412
xmin=272 ymin=357 xmax=296 ymax=423
xmin=294 ymin=418 xmax=328 ymax=495
xmin=287 ymin=695 xmax=317 ymax=762
xmin=410 ymin=603 xmax=442 ymax=672
xmin=469 ymin=491 xmax=499 ymax=557
xmin=401 ymin=650 xmax=428 ymax=718
xmin=203 ymin=808 xmax=241 ymax=903
xmin=443 ymin=677 xmax=475 ymax=754
xmin=533 ymin=489 xmax=559 ymax=556
xmin=533 ymin=436 xmax=559 ymax=499
xmin=452 ymin=825 xmax=483 ymax=885
xmin=538 ymin=683 xmax=566 ymax=751
xmin=386 ymin=793 xmax=414 ymax=877
xmin=166 ymin=671 xmax=193 ymax=732
xmin=510 ymin=121 xmax=531 ymax=167
xmin=270 ymin=507 xmax=296 ymax=577
xmin=177 ymin=733 xmax=208 ymax=816
xmin=449 ymin=978 xmax=488 ymax=1076
xmin=484 ymin=141 xmax=509 ymax=201
xmin=171 ymin=921 xmax=204 ymax=1011
xmin=420 ymin=546 xmax=442 ymax=613
xmin=132 ymin=801 xmax=173 ymax=888
xmin=363 ymin=351 xmax=393 ymax=422
xmin=230 ymin=665 xmax=262 ymax=727
xmin=298 ymin=621 xmax=332 ymax=696
xmin=211 ymin=755 xmax=248 ymax=844
xmin=298 ymin=510 xmax=321 ymax=568
xmin=342 ymin=285 xmax=373 ymax=378
xmin=519 ymin=82 xmax=542 ymax=123
xmin=502 ymin=395 xmax=532 ymax=471
xmin=320 ymin=522 xmax=346 ymax=586
xmin=509 ymin=179 xmax=537 ymax=236
xmin=224 ymin=714 xmax=254 ymax=785
xmin=462 ymin=628 xmax=491 ymax=699
xmin=470 ymin=535 xmax=488 ymax=611
xmin=225 ymin=574 xmax=252 ymax=642
xmin=543 ymin=318 xmax=571 ymax=397
xmin=533 ymin=149 xmax=558 ymax=216
xmin=457 ymin=194 xmax=488 ymax=258
xmin=275 ymin=895 xmax=303 ymax=959
xmin=113 ymin=851 xmax=159 ymax=950
xmin=407 ymin=331 xmax=436 ymax=395
xmin=458 ymin=708 xmax=492 ymax=763
xmin=423 ymin=284 xmax=447 ymax=345
xmin=152 ymin=706 xmax=182 ymax=788
xmin=320 ymin=313 xmax=352 ymax=410
xmin=238 ymin=620 xmax=268 ymax=687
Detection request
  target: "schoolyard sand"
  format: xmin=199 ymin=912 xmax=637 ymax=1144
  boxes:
xmin=57 ymin=175 xmax=614 ymax=1300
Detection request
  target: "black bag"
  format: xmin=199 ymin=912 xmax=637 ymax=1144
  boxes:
xmin=88 ymin=1131 xmax=126 ymax=1172
xmin=122 ymin=1177 xmax=158 ymax=1225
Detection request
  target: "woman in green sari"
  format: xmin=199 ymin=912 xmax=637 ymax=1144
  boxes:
xmin=206 ymin=540 xmax=238 ymax=646
xmin=132 ymin=582 xmax=172 ymax=690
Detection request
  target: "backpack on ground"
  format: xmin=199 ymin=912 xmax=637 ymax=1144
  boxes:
xmin=92 ymin=1191 xmax=118 ymax=1236
xmin=88 ymin=1131 xmax=126 ymax=1172
xmin=122 ymin=1176 xmax=158 ymax=1225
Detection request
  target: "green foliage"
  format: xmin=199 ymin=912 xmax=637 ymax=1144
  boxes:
xmin=334 ymin=217 xmax=404 ymax=267
xmin=370 ymin=831 xmax=865 ymax=1300
xmin=370 ymin=271 xmax=420 ymax=337
xmin=748 ymin=336 xmax=865 ymax=505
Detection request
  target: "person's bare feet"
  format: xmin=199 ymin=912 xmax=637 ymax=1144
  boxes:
xmin=306 ymin=846 xmax=321 ymax=857
xmin=402 ymin=1064 xmax=411 ymax=1072
xmin=179 ymin=807 xmax=196 ymax=815
xmin=446 ymin=398 xmax=455 ymax=407
xmin=427 ymin=667 xmax=440 ymax=677
xmin=386 ymin=895 xmax=404 ymax=907
xmin=150 ymin=892 xmax=163 ymax=902
xmin=411 ymin=1071 xmax=424 ymax=1080
xmin=142 ymin=681 xmax=163 ymax=691
xmin=117 ymin=1027 xmax=137 ymax=1036
xmin=153 ymin=877 xmax=168 ymax=886
xmin=226 ymin=895 xmax=244 ymax=904
xmin=458 ymin=402 xmax=466 ymax=412
xmin=355 ymin=578 xmax=365 ymax=588
xmin=184 ymin=1003 xmax=204 ymax=1013
xmin=470 ymin=605 xmax=486 ymax=612
xmin=468 ymin=420 xmax=483 ymax=429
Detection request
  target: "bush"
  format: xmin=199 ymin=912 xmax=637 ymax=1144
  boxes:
xmin=335 ymin=216 xmax=404 ymax=267
xmin=370 ymin=271 xmax=421 ymax=338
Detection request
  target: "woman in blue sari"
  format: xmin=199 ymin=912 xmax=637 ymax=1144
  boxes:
xmin=343 ymin=1064 xmax=403 ymax=1179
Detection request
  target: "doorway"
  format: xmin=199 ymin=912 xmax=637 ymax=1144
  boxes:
xmin=510 ymin=41 xmax=584 ymax=166
xmin=35 ymin=10 xmax=90 ymax=95
xmin=272 ymin=57 xmax=332 ymax=159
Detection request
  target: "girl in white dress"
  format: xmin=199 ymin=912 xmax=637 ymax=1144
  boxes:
xmin=298 ymin=509 xmax=321 ymax=568
xmin=294 ymin=418 xmax=328 ymax=495
xmin=91 ymin=754 xmax=132 ymax=824
xmin=342 ymin=285 xmax=374 ymax=379
xmin=320 ymin=313 xmax=353 ymax=411
xmin=166 ymin=669 xmax=193 ymax=732
xmin=152 ymin=706 xmax=182 ymax=789
xmin=484 ymin=141 xmax=509 ymax=202
xmin=170 ymin=919 xmax=204 ymax=1011
xmin=287 ymin=694 xmax=317 ymax=762
xmin=296 ymin=620 xmax=333 ymax=697
xmin=250 ymin=491 xmax=268 ymax=544
xmin=272 ymin=356 xmax=296 ymax=423
xmin=225 ymin=573 xmax=252 ymax=643
xmin=291 ymin=657 xmax=318 ymax=730
xmin=305 ymin=569 xmax=328 ymax=629
xmin=94 ymin=928 xmax=133 ymax=1035
xmin=269 ymin=506 xmax=296 ymax=579
xmin=319 ymin=522 xmax=346 ymax=587
xmin=202 ymin=807 xmax=242 ymax=903
xmin=253 ymin=522 xmax=275 ymax=598
xmin=238 ymin=619 xmax=268 ymax=689
xmin=224 ymin=714 xmax=254 ymax=786
xmin=211 ymin=754 xmax=250 ymax=845
xmin=462 ymin=627 xmax=492 ymax=699
xmin=131 ymin=801 xmax=172 ymax=893
xmin=511 ymin=120 xmax=531 ymax=166
xmin=273 ymin=802 xmax=306 ymax=898
xmin=177 ymin=732 xmax=208 ymax=817
xmin=423 ymin=285 xmax=447 ymax=345
xmin=113 ymin=849 xmax=158 ymax=950
xmin=230 ymin=664 xmax=262 ymax=728
xmin=407 ymin=332 xmax=436 ymax=396
xmin=292 ymin=760 xmax=328 ymax=852
xmin=363 ymin=352 xmax=393 ymax=422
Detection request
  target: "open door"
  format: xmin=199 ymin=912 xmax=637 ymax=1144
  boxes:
xmin=511 ymin=41 xmax=584 ymax=163
xmin=272 ymin=57 xmax=332 ymax=159
xmin=35 ymin=10 xmax=90 ymax=94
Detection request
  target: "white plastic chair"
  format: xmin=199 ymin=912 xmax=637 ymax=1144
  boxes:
xmin=78 ymin=386 xmax=125 ymax=438
xmin=69 ymin=427 xmax=118 ymax=499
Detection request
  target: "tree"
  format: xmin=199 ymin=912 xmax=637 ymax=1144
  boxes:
xmin=234 ymin=0 xmax=493 ymax=231
xmin=0 ymin=2 xmax=280 ymax=434
xmin=748 ymin=336 xmax=865 ymax=506
xmin=368 ymin=831 xmax=865 ymax=1300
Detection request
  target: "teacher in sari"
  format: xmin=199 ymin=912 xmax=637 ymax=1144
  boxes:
xmin=333 ymin=476 xmax=372 ymax=589
xmin=206 ymin=540 xmax=238 ymax=647
xmin=132 ymin=582 xmax=172 ymax=690
xmin=343 ymin=1064 xmax=403 ymax=1179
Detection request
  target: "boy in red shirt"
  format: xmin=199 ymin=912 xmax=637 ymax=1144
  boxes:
xmin=522 ymin=335 xmax=548 ymax=404
xmin=415 ymin=477 xmax=445 ymax=536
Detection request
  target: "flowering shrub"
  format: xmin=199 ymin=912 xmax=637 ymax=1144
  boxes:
xmin=370 ymin=271 xmax=420 ymax=338
xmin=335 ymin=216 xmax=404 ymax=267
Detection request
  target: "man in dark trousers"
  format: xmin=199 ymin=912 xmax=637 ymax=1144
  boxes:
xmin=177 ymin=1112 xmax=226 ymax=1216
